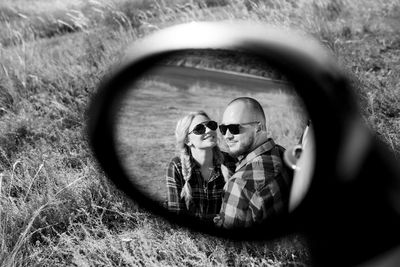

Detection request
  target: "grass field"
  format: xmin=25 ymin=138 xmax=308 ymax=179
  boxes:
xmin=0 ymin=0 xmax=399 ymax=266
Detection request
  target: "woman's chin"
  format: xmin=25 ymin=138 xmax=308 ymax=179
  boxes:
xmin=202 ymin=140 xmax=217 ymax=148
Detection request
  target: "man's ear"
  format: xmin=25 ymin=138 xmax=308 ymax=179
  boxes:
xmin=258 ymin=122 xmax=268 ymax=133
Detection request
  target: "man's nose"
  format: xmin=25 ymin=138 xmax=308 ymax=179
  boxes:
xmin=224 ymin=129 xmax=234 ymax=139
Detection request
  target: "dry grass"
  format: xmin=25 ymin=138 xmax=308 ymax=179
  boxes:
xmin=0 ymin=0 xmax=399 ymax=266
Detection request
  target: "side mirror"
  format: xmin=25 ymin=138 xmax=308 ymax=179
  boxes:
xmin=87 ymin=22 xmax=400 ymax=266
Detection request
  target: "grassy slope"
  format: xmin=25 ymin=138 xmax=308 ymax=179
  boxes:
xmin=0 ymin=0 xmax=399 ymax=266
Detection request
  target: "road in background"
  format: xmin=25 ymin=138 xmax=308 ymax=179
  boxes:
xmin=145 ymin=65 xmax=291 ymax=92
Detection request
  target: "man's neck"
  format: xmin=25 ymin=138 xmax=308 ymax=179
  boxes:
xmin=236 ymin=133 xmax=269 ymax=162
xmin=249 ymin=132 xmax=270 ymax=154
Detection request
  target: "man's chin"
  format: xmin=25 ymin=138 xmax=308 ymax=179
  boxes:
xmin=227 ymin=147 xmax=244 ymax=157
xmin=227 ymin=142 xmax=253 ymax=157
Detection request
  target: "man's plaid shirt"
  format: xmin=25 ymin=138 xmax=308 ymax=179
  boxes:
xmin=166 ymin=156 xmax=227 ymax=222
xmin=216 ymin=139 xmax=293 ymax=229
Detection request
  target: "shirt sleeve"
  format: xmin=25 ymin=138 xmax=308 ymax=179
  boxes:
xmin=166 ymin=159 xmax=186 ymax=214
xmin=250 ymin=158 xmax=291 ymax=222
xmin=250 ymin=179 xmax=277 ymax=223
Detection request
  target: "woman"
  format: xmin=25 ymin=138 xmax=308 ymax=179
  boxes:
xmin=166 ymin=111 xmax=235 ymax=222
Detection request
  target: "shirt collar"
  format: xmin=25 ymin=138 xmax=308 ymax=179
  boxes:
xmin=236 ymin=138 xmax=276 ymax=171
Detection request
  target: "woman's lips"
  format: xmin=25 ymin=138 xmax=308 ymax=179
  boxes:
xmin=203 ymin=135 xmax=215 ymax=140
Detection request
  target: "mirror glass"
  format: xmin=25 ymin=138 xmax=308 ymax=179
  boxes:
xmin=114 ymin=50 xmax=313 ymax=228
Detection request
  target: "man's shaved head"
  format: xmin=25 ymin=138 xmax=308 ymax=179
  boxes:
xmin=221 ymin=97 xmax=267 ymax=157
xmin=226 ymin=97 xmax=266 ymax=131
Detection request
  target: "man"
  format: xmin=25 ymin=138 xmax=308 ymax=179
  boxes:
xmin=215 ymin=97 xmax=293 ymax=229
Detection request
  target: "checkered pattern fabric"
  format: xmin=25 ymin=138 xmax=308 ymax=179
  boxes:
xmin=216 ymin=139 xmax=293 ymax=229
xmin=166 ymin=155 xmax=229 ymax=222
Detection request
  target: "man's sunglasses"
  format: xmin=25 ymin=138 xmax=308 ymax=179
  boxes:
xmin=219 ymin=121 xmax=259 ymax=135
xmin=188 ymin=120 xmax=218 ymax=135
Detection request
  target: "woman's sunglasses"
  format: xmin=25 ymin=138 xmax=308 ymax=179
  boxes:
xmin=219 ymin=121 xmax=259 ymax=135
xmin=189 ymin=121 xmax=218 ymax=135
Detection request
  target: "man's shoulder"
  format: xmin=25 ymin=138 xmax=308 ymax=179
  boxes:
xmin=258 ymin=140 xmax=286 ymax=163
xmin=271 ymin=143 xmax=286 ymax=156
xmin=238 ymin=144 xmax=286 ymax=180
xmin=252 ymin=147 xmax=284 ymax=167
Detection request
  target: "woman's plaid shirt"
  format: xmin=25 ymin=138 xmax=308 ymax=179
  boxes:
xmin=166 ymin=156 xmax=227 ymax=222
xmin=216 ymin=139 xmax=293 ymax=229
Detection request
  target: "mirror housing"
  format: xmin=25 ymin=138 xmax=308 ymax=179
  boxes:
xmin=87 ymin=22 xmax=400 ymax=266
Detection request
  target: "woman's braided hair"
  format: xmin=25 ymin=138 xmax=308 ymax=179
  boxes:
xmin=175 ymin=111 xmax=225 ymax=209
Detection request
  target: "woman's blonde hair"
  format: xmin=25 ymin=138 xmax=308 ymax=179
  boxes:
xmin=175 ymin=111 xmax=224 ymax=209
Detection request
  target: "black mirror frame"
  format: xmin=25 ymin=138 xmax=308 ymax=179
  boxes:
xmin=87 ymin=22 xmax=400 ymax=266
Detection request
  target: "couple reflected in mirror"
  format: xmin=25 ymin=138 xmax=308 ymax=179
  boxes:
xmin=166 ymin=97 xmax=294 ymax=229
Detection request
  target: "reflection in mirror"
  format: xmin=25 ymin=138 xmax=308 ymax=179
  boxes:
xmin=114 ymin=50 xmax=312 ymax=228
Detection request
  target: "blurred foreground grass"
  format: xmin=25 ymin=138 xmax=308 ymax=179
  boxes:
xmin=0 ymin=0 xmax=399 ymax=266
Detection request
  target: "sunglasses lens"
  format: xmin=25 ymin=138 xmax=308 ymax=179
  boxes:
xmin=219 ymin=124 xmax=240 ymax=135
xmin=191 ymin=121 xmax=218 ymax=135
xmin=228 ymin=125 xmax=240 ymax=135
xmin=206 ymin=121 xmax=218 ymax=131
xmin=192 ymin=124 xmax=206 ymax=135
